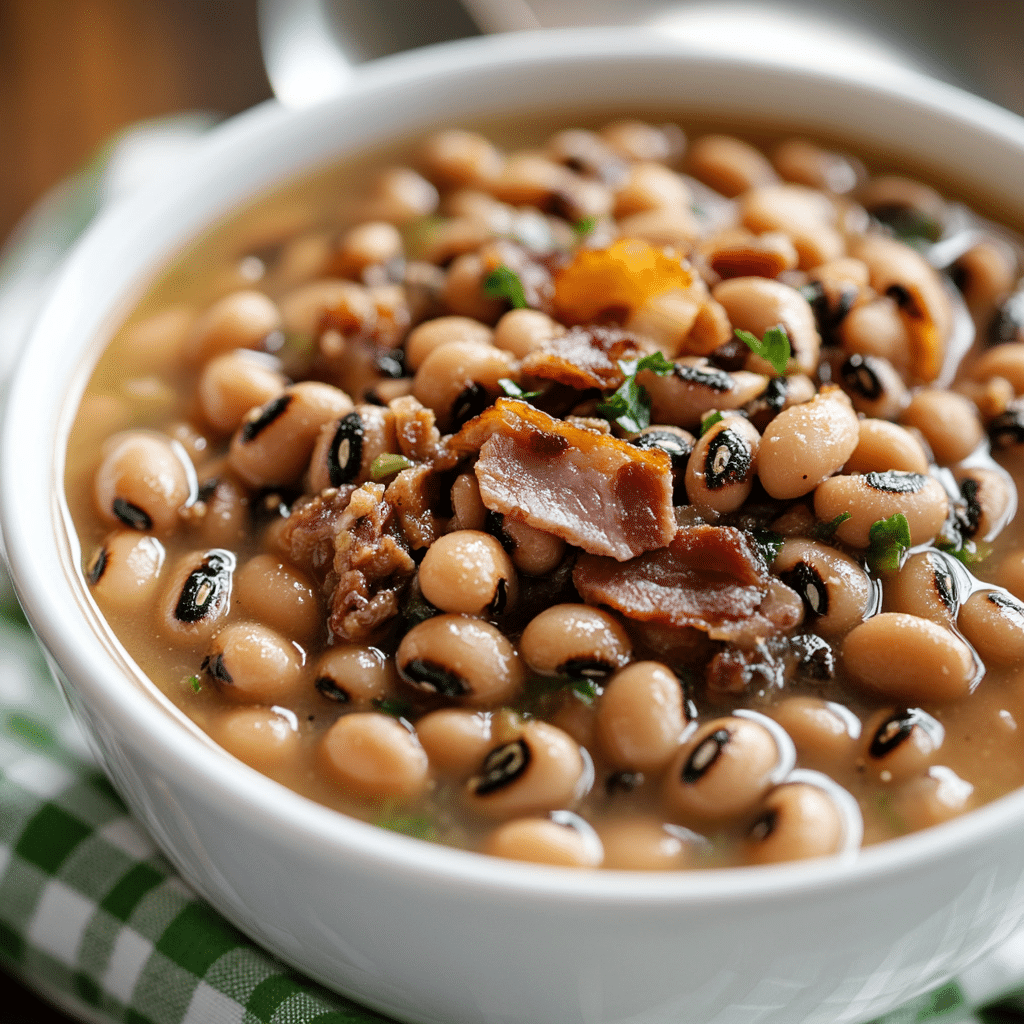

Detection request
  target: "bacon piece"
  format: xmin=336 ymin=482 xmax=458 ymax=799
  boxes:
xmin=451 ymin=398 xmax=673 ymax=561
xmin=520 ymin=325 xmax=642 ymax=391
xmin=574 ymin=525 xmax=789 ymax=641
xmin=385 ymin=462 xmax=445 ymax=550
xmin=279 ymin=487 xmax=357 ymax=573
xmin=390 ymin=395 xmax=444 ymax=463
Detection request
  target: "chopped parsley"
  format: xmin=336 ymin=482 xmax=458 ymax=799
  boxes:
xmin=597 ymin=351 xmax=674 ymax=433
xmin=750 ymin=528 xmax=785 ymax=570
xmin=569 ymin=678 xmax=600 ymax=705
xmin=372 ymin=697 xmax=415 ymax=719
xmin=937 ymin=536 xmax=990 ymax=567
xmin=483 ymin=264 xmax=528 ymax=309
xmin=375 ymin=813 xmax=438 ymax=841
xmin=812 ymin=511 xmax=852 ymax=541
xmin=734 ymin=325 xmax=791 ymax=376
xmin=867 ymin=512 xmax=912 ymax=572
xmin=187 ymin=675 xmax=202 ymax=694
xmin=699 ymin=410 xmax=724 ymax=436
xmin=499 ymin=378 xmax=541 ymax=401
xmin=571 ymin=216 xmax=598 ymax=239
xmin=370 ymin=453 xmax=415 ymax=480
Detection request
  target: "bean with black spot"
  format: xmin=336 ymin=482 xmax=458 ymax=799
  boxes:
xmin=858 ymin=706 xmax=943 ymax=783
xmin=884 ymin=550 xmax=961 ymax=628
xmin=157 ymin=548 xmax=234 ymax=644
xmin=685 ymin=415 xmax=761 ymax=515
xmin=519 ymin=604 xmax=631 ymax=679
xmin=417 ymin=530 xmax=518 ymax=617
xmin=772 ymin=539 xmax=870 ymax=635
xmin=86 ymin=531 xmax=166 ymax=613
xmin=741 ymin=781 xmax=848 ymax=865
xmin=202 ymin=621 xmax=304 ymax=704
xmin=958 ymin=590 xmax=1024 ymax=666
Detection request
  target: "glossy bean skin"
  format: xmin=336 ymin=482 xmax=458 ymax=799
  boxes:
xmin=313 ymin=644 xmax=394 ymax=707
xmin=307 ymin=405 xmax=397 ymax=493
xmin=233 ymin=554 xmax=321 ymax=644
xmin=596 ymin=816 xmax=701 ymax=870
xmin=396 ymin=614 xmax=525 ymax=707
xmin=741 ymin=781 xmax=847 ymax=865
xmin=185 ymin=289 xmax=281 ymax=365
xmin=519 ymin=604 xmax=632 ymax=679
xmin=644 ymin=362 xmax=768 ymax=429
xmin=842 ymin=614 xmax=976 ymax=703
xmin=895 ymin=766 xmax=975 ymax=832
xmin=202 ymin=621 xmax=304 ymax=704
xmin=596 ymin=662 xmax=686 ymax=773
xmin=884 ymin=551 xmax=961 ymax=628
xmin=412 ymin=340 xmax=516 ymax=430
xmin=405 ymin=316 xmax=494 ymax=371
xmin=758 ymin=387 xmax=858 ymax=499
xmin=858 ymin=707 xmax=944 ymax=783
xmin=321 ymin=713 xmax=429 ymax=802
xmin=687 ymin=134 xmax=776 ymax=198
xmin=450 ymin=472 xmax=488 ymax=532
xmin=500 ymin=517 xmax=566 ymax=577
xmin=953 ymin=466 xmax=1016 ymax=543
xmin=417 ymin=530 xmax=518 ymax=617
xmin=999 ymin=549 xmax=1024 ymax=602
xmin=768 ymin=697 xmax=860 ymax=774
xmin=958 ymin=590 xmax=1024 ymax=666
xmin=197 ymin=351 xmax=286 ymax=437
xmin=971 ymin=342 xmax=1024 ymax=394
xmin=813 ymin=471 xmax=949 ymax=547
xmin=464 ymin=720 xmax=588 ymax=820
xmin=685 ymin=415 xmax=761 ymax=515
xmin=209 ymin=706 xmax=301 ymax=770
xmin=739 ymin=183 xmax=844 ymax=270
xmin=492 ymin=308 xmax=563 ymax=358
xmin=772 ymin=539 xmax=871 ymax=635
xmin=156 ymin=549 xmax=234 ymax=645
xmin=844 ymin=419 xmax=929 ymax=476
xmin=483 ymin=814 xmax=603 ymax=867
xmin=901 ymin=389 xmax=984 ymax=465
xmin=838 ymin=354 xmax=909 ymax=422
xmin=86 ymin=531 xmax=166 ymax=613
xmin=416 ymin=709 xmax=493 ymax=779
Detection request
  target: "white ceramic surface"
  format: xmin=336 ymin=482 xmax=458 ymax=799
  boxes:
xmin=6 ymin=28 xmax=1024 ymax=1024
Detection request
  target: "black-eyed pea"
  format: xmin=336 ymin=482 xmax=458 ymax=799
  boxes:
xmin=233 ymin=554 xmax=321 ymax=644
xmin=483 ymin=812 xmax=603 ymax=868
xmin=739 ymin=184 xmax=845 ymax=269
xmin=308 ymin=406 xmax=397 ymax=492
xmin=487 ymin=152 xmax=573 ymax=208
xmin=195 ymin=473 xmax=248 ymax=548
xmin=957 ymin=376 xmax=1014 ymax=422
xmin=197 ymin=351 xmax=287 ymax=436
xmin=157 ymin=549 xmax=234 ymax=645
xmin=464 ymin=720 xmax=588 ymax=819
xmin=768 ymin=697 xmax=860 ymax=773
xmin=500 ymin=518 xmax=566 ymax=577
xmin=837 ymin=297 xmax=910 ymax=370
xmin=952 ymin=239 xmax=1016 ymax=319
xmin=278 ymin=278 xmax=376 ymax=338
xmin=202 ymin=621 xmax=304 ymax=704
xmin=418 ymin=530 xmax=518 ymax=617
xmin=686 ymin=134 xmax=776 ymax=198
xmin=493 ymin=308 xmax=564 ymax=358
xmin=596 ymin=662 xmax=686 ymax=774
xmin=616 ymin=208 xmax=700 ymax=251
xmin=184 ymin=289 xmax=281 ymax=364
xmin=441 ymin=253 xmax=507 ymax=325
xmin=210 ymin=706 xmax=301 ymax=770
xmin=419 ymin=129 xmax=503 ymax=188
xmin=364 ymin=166 xmax=440 ymax=225
xmin=999 ymin=549 xmax=1024 ymax=602
xmin=396 ymin=614 xmax=524 ymax=706
xmin=813 ymin=471 xmax=949 ymax=548
xmin=838 ymin=354 xmax=909 ymax=422
xmin=958 ymin=590 xmax=1024 ymax=666
xmin=644 ymin=362 xmax=768 ymax=429
xmin=597 ymin=815 xmax=702 ymax=870
xmin=321 ymin=712 xmax=429 ymax=802
xmin=741 ymin=780 xmax=851 ymax=865
xmin=884 ymin=551 xmax=961 ymax=628
xmin=600 ymin=120 xmax=681 ymax=164
xmin=405 ymin=316 xmax=494 ymax=372
xmin=843 ymin=614 xmax=976 ymax=703
xmin=519 ymin=604 xmax=632 ymax=680
xmin=858 ymin=175 xmax=945 ymax=239
xmin=625 ymin=290 xmax=703 ymax=358
xmin=758 ymin=387 xmax=858 ymax=499
xmin=546 ymin=128 xmax=626 ymax=183
xmin=416 ymin=709 xmax=493 ymax=779
xmin=954 ymin=465 xmax=1016 ymax=542
xmin=772 ymin=539 xmax=870 ymax=635
xmin=94 ymin=432 xmax=195 ymax=535
xmin=613 ymin=162 xmax=691 ymax=217
xmin=895 ymin=766 xmax=975 ymax=832
xmin=844 ymin=420 xmax=930 ymax=476
xmin=712 ymin=277 xmax=820 ymax=374
xmin=86 ymin=531 xmax=166 ymax=613
xmin=631 ymin=427 xmax=694 ymax=506
xmin=313 ymin=644 xmax=394 ymax=708
xmin=551 ymin=176 xmax=614 ymax=222
xmin=858 ymin=706 xmax=944 ymax=783
xmin=900 ymin=389 xmax=983 ymax=465
xmin=771 ymin=139 xmax=861 ymax=193
xmin=662 ymin=714 xmax=790 ymax=828
xmin=450 ymin=472 xmax=487 ymax=532
xmin=698 ymin=228 xmax=799 ymax=281
xmin=271 ymin=230 xmax=333 ymax=289
xmin=685 ymin=414 xmax=760 ymax=516
xmin=331 ymin=221 xmax=403 ymax=279
xmin=229 ymin=381 xmax=354 ymax=488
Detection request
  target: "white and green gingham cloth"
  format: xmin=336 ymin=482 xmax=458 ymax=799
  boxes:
xmin=3 ymin=570 xmax=1024 ymax=1024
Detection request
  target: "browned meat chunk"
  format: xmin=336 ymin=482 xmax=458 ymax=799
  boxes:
xmin=520 ymin=325 xmax=642 ymax=391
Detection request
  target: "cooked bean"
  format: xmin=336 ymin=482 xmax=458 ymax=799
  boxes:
xmin=313 ymin=644 xmax=394 ymax=707
xmin=519 ymin=604 xmax=632 ymax=679
xmin=484 ymin=813 xmax=603 ymax=867
xmin=405 ymin=316 xmax=493 ymax=371
xmin=662 ymin=714 xmax=790 ymax=827
xmin=973 ymin=344 xmax=1024 ymax=395
xmin=202 ymin=621 xmax=304 ymax=703
xmin=858 ymin=706 xmax=943 ymax=783
xmin=396 ymin=614 xmax=524 ymax=706
xmin=464 ymin=720 xmax=588 ymax=819
xmin=194 ymin=472 xmax=247 ymax=548
xmin=596 ymin=815 xmax=701 ymax=870
xmin=210 ymin=706 xmax=301 ymax=769
xmin=500 ymin=517 xmax=566 ymax=577
xmin=699 ymin=228 xmax=799 ymax=281
xmin=365 ymin=166 xmax=439 ymax=224
xmin=94 ymin=432 xmax=194 ymax=535
xmin=772 ymin=139 xmax=860 ymax=193
xmin=307 ymin=406 xmax=397 ymax=492
xmin=450 ymin=472 xmax=487 ymax=532
xmin=884 ymin=550 xmax=961 ymax=628
xmin=953 ymin=239 xmax=1016 ymax=319
xmin=415 ymin=339 xmax=516 ymax=431
xmin=416 ymin=708 xmax=493 ymax=779
xmin=838 ymin=354 xmax=908 ymax=422
xmin=644 ymin=361 xmax=768 ymax=429
xmin=321 ymin=712 xmax=429 ymax=802
xmin=233 ymin=554 xmax=321 ymax=644
xmin=487 ymin=152 xmax=571 ymax=207
xmin=86 ymin=531 xmax=166 ymax=612
xmin=896 ymin=766 xmax=975 ymax=832
xmin=229 ymin=381 xmax=354 ymax=488
xmin=614 ymin=162 xmax=690 ymax=217
xmin=493 ymin=308 xmax=563 ymax=359
xmin=953 ymin=465 xmax=1016 ymax=542
xmin=596 ymin=662 xmax=686 ymax=773
xmin=617 ymin=208 xmax=700 ymax=250
xmin=741 ymin=780 xmax=847 ymax=865
xmin=999 ymin=548 xmax=1024 ymax=601
xmin=185 ymin=290 xmax=281 ymax=364
xmin=418 ymin=530 xmax=518 ymax=617
xmin=813 ymin=471 xmax=949 ymax=548
xmin=858 ymin=175 xmax=945 ymax=238
xmin=712 ymin=277 xmax=820 ymax=374
xmin=197 ymin=351 xmax=287 ymax=436
xmin=551 ymin=175 xmax=614 ymax=222
xmin=157 ymin=548 xmax=234 ymax=644
xmin=271 ymin=230 xmax=332 ymax=288
xmin=600 ymin=120 xmax=681 ymax=164
xmin=740 ymin=184 xmax=844 ymax=270
xmin=844 ymin=419 xmax=929 ymax=476
xmin=758 ymin=387 xmax=858 ymax=499
xmin=772 ymin=539 xmax=870 ymax=635
xmin=332 ymin=221 xmax=403 ymax=278
xmin=419 ymin=129 xmax=503 ymax=187
xmin=768 ymin=697 xmax=860 ymax=773
xmin=685 ymin=415 xmax=760 ymax=515
xmin=837 ymin=296 xmax=911 ymax=369
xmin=900 ymin=389 xmax=983 ymax=465
xmin=687 ymin=134 xmax=776 ymax=198
xmin=842 ymin=614 xmax=976 ymax=703
xmin=547 ymin=128 xmax=626 ymax=183
xmin=958 ymin=590 xmax=1024 ymax=666
xmin=278 ymin=278 xmax=376 ymax=338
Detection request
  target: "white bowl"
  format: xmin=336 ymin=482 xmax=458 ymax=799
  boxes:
xmin=6 ymin=28 xmax=1024 ymax=1024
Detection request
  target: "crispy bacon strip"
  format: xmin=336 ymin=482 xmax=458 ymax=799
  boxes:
xmin=520 ymin=325 xmax=642 ymax=391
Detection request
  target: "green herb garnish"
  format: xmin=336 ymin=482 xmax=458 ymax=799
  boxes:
xmin=937 ymin=537 xmax=991 ymax=567
xmin=750 ymin=528 xmax=785 ymax=570
xmin=370 ymin=453 xmax=415 ymax=480
xmin=812 ymin=511 xmax=852 ymax=542
xmin=572 ymin=216 xmax=598 ymax=239
xmin=375 ymin=814 xmax=438 ymax=841
xmin=596 ymin=351 xmax=674 ymax=433
xmin=700 ymin=411 xmax=724 ymax=436
xmin=734 ymin=325 xmax=791 ymax=376
xmin=867 ymin=512 xmax=912 ymax=572
xmin=483 ymin=264 xmax=528 ymax=309
xmin=187 ymin=675 xmax=202 ymax=694
xmin=569 ymin=678 xmax=600 ymax=705
xmin=373 ymin=697 xmax=415 ymax=719
xmin=499 ymin=378 xmax=542 ymax=401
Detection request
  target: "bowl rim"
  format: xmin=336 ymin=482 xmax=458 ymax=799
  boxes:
xmin=6 ymin=24 xmax=1024 ymax=905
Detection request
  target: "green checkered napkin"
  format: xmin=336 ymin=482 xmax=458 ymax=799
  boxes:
xmin=1 ymin=572 xmax=1023 ymax=1024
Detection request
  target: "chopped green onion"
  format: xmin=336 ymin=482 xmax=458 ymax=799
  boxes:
xmin=483 ymin=264 xmax=528 ymax=309
xmin=750 ymin=528 xmax=784 ymax=570
xmin=572 ymin=216 xmax=598 ymax=239
xmin=700 ymin=411 xmax=724 ymax=436
xmin=187 ymin=675 xmax=202 ymax=694
xmin=812 ymin=511 xmax=852 ymax=541
xmin=499 ymin=378 xmax=541 ymax=401
xmin=867 ymin=512 xmax=912 ymax=572
xmin=370 ymin=453 xmax=415 ymax=480
xmin=596 ymin=351 xmax=674 ymax=433
xmin=569 ymin=678 xmax=600 ymax=705
xmin=734 ymin=325 xmax=791 ymax=376
xmin=372 ymin=697 xmax=415 ymax=719
xmin=937 ymin=537 xmax=991 ymax=567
